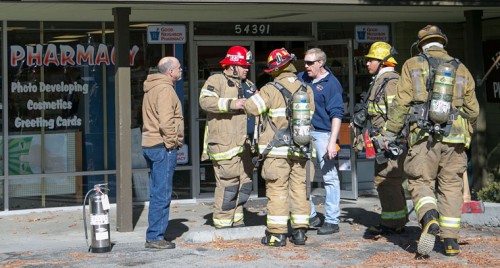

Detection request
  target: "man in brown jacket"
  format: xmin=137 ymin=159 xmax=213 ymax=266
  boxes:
xmin=142 ymin=56 xmax=184 ymax=249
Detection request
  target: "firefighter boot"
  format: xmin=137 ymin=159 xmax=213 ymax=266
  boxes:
xmin=261 ymin=232 xmax=287 ymax=247
xmin=289 ymin=228 xmax=307 ymax=245
xmin=417 ymin=209 xmax=440 ymax=256
xmin=443 ymin=238 xmax=460 ymax=256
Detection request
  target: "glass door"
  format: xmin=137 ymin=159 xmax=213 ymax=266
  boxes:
xmin=191 ymin=41 xmax=255 ymax=199
xmin=306 ymin=39 xmax=358 ymax=200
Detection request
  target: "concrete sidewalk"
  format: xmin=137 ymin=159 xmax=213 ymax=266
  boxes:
xmin=0 ymin=195 xmax=499 ymax=268
xmin=0 ymin=194 xmax=498 ymax=254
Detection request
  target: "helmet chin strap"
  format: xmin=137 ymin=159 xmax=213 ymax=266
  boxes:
xmin=374 ymin=47 xmax=397 ymax=75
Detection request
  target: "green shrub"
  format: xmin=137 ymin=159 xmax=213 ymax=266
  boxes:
xmin=476 ymin=181 xmax=500 ymax=203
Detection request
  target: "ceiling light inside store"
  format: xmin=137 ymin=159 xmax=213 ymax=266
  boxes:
xmin=130 ymin=23 xmax=160 ymax=28
xmin=87 ymin=29 xmax=114 ymax=34
xmin=53 ymin=35 xmax=87 ymax=39
xmin=49 ymin=39 xmax=78 ymax=43
xmin=0 ymin=27 xmax=27 ymax=31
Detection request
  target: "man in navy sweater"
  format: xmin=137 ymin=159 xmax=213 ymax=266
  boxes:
xmin=298 ymin=48 xmax=344 ymax=235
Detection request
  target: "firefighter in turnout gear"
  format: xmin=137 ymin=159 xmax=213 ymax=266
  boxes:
xmin=244 ymin=48 xmax=315 ymax=246
xmin=364 ymin=42 xmax=409 ymax=235
xmin=382 ymin=25 xmax=479 ymax=257
xmin=199 ymin=46 xmax=256 ymax=229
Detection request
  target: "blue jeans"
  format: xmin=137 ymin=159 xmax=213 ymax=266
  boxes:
xmin=143 ymin=146 xmax=178 ymax=242
xmin=310 ymin=131 xmax=340 ymax=224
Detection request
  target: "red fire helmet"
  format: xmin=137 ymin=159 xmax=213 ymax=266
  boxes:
xmin=220 ymin=46 xmax=252 ymax=67
xmin=264 ymin=48 xmax=296 ymax=73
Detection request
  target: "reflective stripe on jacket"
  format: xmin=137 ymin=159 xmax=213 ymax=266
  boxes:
xmin=244 ymin=72 xmax=315 ymax=159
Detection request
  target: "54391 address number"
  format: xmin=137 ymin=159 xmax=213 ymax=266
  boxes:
xmin=234 ymin=24 xmax=270 ymax=35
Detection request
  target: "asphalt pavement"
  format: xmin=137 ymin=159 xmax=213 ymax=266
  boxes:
xmin=0 ymin=194 xmax=499 ymax=267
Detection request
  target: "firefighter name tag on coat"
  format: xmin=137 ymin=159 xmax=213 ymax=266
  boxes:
xmin=102 ymin=194 xmax=110 ymax=211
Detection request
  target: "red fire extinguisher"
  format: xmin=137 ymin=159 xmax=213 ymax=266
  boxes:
xmin=363 ymin=130 xmax=376 ymax=159
xmin=83 ymin=184 xmax=111 ymax=253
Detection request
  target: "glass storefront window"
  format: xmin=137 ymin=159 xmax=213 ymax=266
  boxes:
xmin=3 ymin=21 xmax=190 ymax=210
xmin=6 ymin=21 xmax=107 ymax=209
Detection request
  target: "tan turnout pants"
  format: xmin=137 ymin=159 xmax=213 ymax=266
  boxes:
xmin=404 ymin=138 xmax=466 ymax=239
xmin=374 ymin=150 xmax=408 ymax=229
xmin=212 ymin=145 xmax=253 ymax=228
xmin=262 ymin=157 xmax=310 ymax=234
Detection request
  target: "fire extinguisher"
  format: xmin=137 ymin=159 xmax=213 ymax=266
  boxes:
xmin=83 ymin=183 xmax=111 ymax=253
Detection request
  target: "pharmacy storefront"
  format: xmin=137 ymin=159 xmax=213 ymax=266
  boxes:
xmin=0 ymin=20 xmax=375 ymax=211
xmin=0 ymin=2 xmax=498 ymax=212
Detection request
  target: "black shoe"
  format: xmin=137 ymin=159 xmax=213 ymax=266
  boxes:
xmin=261 ymin=232 xmax=287 ymax=247
xmin=417 ymin=209 xmax=440 ymax=256
xmin=309 ymin=215 xmax=321 ymax=228
xmin=317 ymin=222 xmax=339 ymax=235
xmin=368 ymin=224 xmax=405 ymax=235
xmin=290 ymin=228 xmax=307 ymax=245
xmin=145 ymin=240 xmax=176 ymax=249
xmin=443 ymin=238 xmax=460 ymax=256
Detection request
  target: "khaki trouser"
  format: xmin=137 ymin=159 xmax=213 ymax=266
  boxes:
xmin=374 ymin=150 xmax=408 ymax=228
xmin=404 ymin=138 xmax=466 ymax=239
xmin=213 ymin=145 xmax=253 ymax=228
xmin=262 ymin=157 xmax=310 ymax=234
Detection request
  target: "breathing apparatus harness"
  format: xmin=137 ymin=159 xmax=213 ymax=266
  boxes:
xmin=253 ymin=80 xmax=313 ymax=197
xmin=255 ymin=81 xmax=312 ymax=162
xmin=405 ymin=52 xmax=461 ymax=145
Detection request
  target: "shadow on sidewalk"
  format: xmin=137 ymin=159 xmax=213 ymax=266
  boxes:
xmin=133 ymin=204 xmax=145 ymax=228
xmin=165 ymin=218 xmax=190 ymax=241
xmin=343 ymin=205 xmax=421 ymax=254
xmin=361 ymin=225 xmax=420 ymax=254
xmin=342 ymin=207 xmax=380 ymax=227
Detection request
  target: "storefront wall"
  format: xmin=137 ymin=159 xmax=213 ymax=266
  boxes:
xmin=1 ymin=16 xmax=499 ymax=211
xmin=0 ymin=21 xmax=191 ymax=210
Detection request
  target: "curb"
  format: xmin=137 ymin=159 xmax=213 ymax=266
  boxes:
xmin=183 ymin=226 xmax=266 ymax=244
xmin=462 ymin=202 xmax=500 ymax=227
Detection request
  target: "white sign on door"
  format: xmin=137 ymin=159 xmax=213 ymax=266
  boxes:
xmin=355 ymin=25 xmax=389 ymax=43
xmin=147 ymin=25 xmax=186 ymax=44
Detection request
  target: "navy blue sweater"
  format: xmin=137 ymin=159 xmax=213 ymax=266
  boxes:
xmin=298 ymin=70 xmax=344 ymax=132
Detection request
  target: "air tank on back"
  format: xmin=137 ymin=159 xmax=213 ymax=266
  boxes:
xmin=429 ymin=62 xmax=456 ymax=124
xmin=291 ymin=90 xmax=311 ymax=146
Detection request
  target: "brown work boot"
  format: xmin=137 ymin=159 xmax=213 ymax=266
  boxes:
xmin=145 ymin=240 xmax=176 ymax=249
xmin=417 ymin=209 xmax=440 ymax=256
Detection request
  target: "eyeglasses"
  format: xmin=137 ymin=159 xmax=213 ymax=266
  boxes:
xmin=304 ymin=60 xmax=319 ymax=66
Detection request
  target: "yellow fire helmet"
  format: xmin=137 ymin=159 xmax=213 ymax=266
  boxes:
xmin=364 ymin=42 xmax=397 ymax=65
